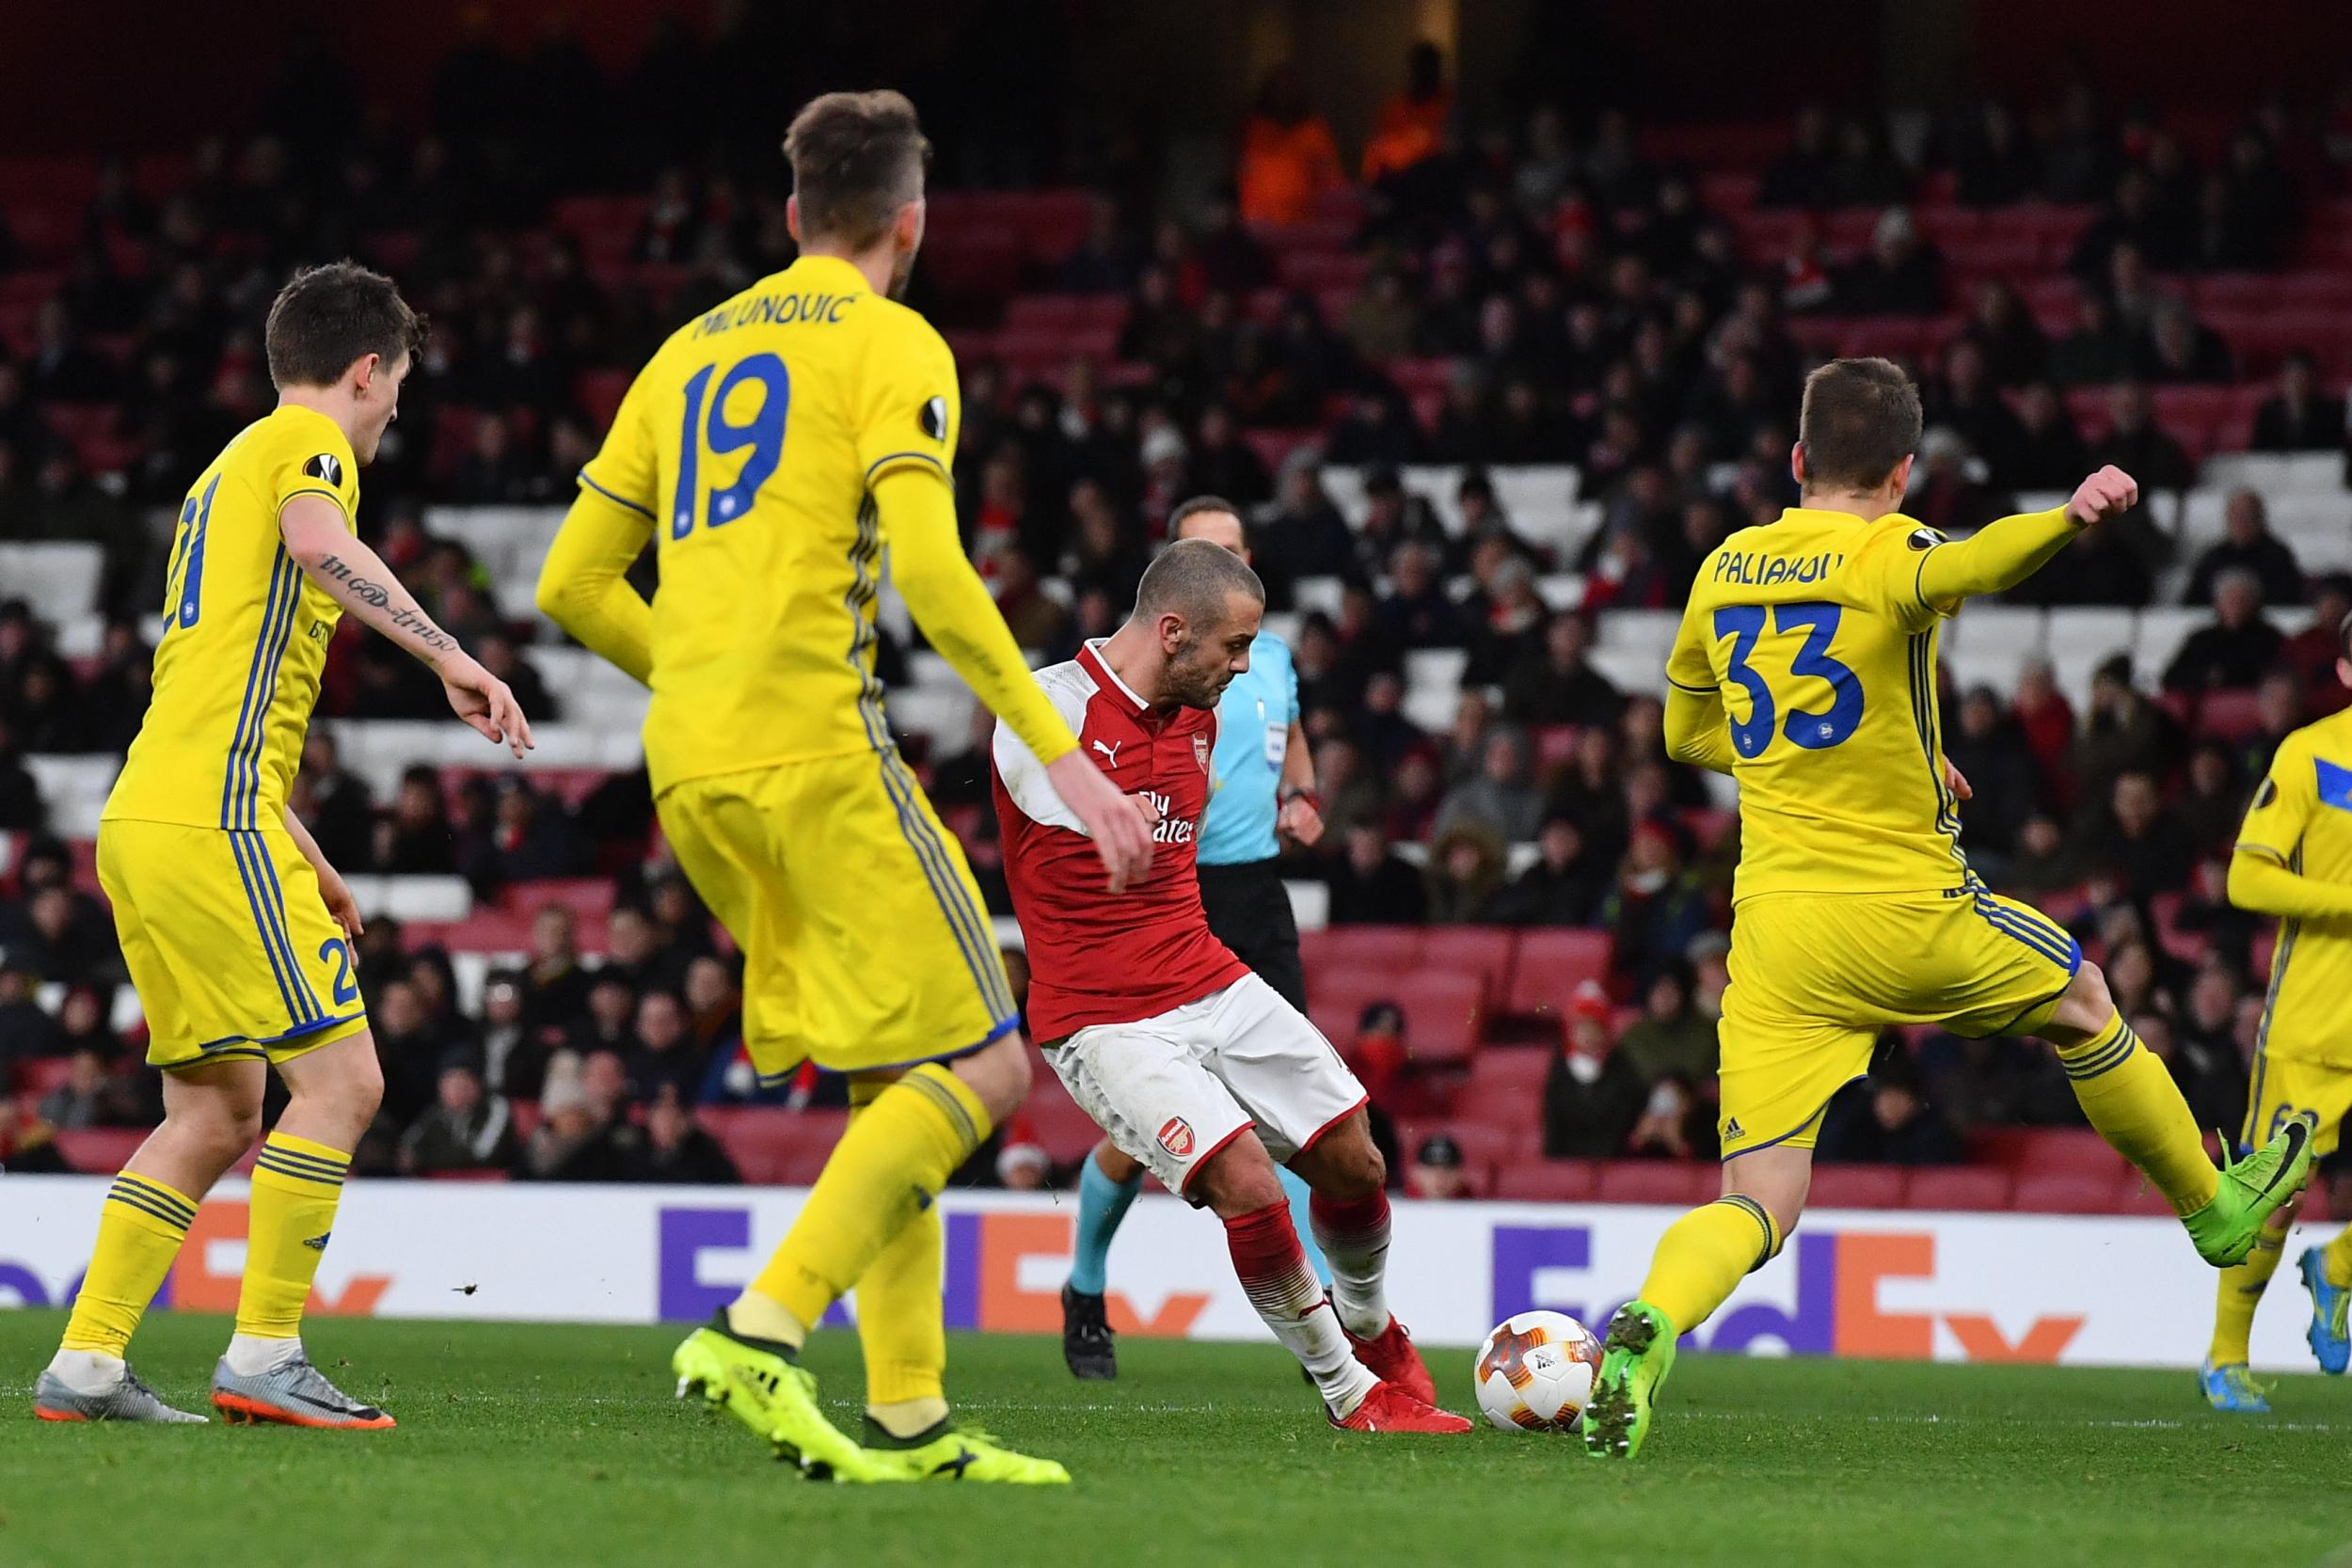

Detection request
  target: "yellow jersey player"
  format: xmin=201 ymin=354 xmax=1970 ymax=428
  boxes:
xmin=33 ymin=262 xmax=532 ymax=1429
xmin=2201 ymin=643 xmax=2352 ymax=1410
xmin=1581 ymin=356 xmax=2313 ymax=1462
xmin=536 ymin=90 xmax=1152 ymax=1485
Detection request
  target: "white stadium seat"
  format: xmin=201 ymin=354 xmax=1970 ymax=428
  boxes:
xmin=2201 ymin=452 xmax=2344 ymax=497
xmin=2042 ymin=609 xmax=2137 ymax=707
xmin=0 ymin=543 xmax=105 ymax=620
xmin=344 ymin=875 xmax=472 ymax=923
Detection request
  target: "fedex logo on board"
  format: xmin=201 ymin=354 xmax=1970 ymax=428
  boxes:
xmin=1493 ymin=1226 xmax=2083 ymax=1363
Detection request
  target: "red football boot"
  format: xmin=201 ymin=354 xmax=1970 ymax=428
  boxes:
xmin=1347 ymin=1316 xmax=1438 ymax=1406
xmin=1328 ymin=1380 xmax=1472 ymax=1434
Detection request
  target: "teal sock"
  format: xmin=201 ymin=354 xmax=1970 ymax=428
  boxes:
xmin=1070 ymin=1152 xmax=1142 ymax=1296
xmin=1279 ymin=1164 xmax=1333 ymax=1287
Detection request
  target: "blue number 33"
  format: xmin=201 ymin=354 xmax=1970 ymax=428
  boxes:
xmin=1712 ymin=601 xmax=1864 ymax=757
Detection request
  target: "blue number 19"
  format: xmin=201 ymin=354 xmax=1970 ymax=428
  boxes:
xmin=671 ymin=352 xmax=791 ymax=540
xmin=1712 ymin=600 xmax=1863 ymax=757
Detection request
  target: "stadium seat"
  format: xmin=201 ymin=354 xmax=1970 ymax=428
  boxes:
xmin=2014 ymin=1128 xmax=2130 ymax=1179
xmin=1307 ymin=926 xmax=1424 ymax=977
xmin=1418 ymin=928 xmax=1517 ymax=1000
xmin=1489 ymin=1160 xmax=1600 ymax=1202
xmin=1460 ymin=1047 xmax=1550 ymax=1110
xmin=49 ymin=1127 xmax=146 ymax=1176
xmin=1805 ymin=1164 xmax=1908 ymax=1210
xmin=1595 ymin=1161 xmax=1714 ymax=1207
xmin=1378 ymin=972 xmax=1485 ymax=1066
xmin=704 ymin=1109 xmax=849 ymax=1187
xmin=1901 ymin=1166 xmax=2014 ymax=1212
xmin=2011 ymin=1172 xmax=2123 ymax=1214
xmin=1400 ymin=1119 xmax=1515 ymax=1179
xmin=1502 ymin=930 xmax=1614 ymax=1016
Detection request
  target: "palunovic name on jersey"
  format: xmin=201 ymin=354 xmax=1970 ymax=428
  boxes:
xmin=991 ymin=641 xmax=1248 ymax=1040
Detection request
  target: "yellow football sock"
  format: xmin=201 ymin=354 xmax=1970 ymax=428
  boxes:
xmin=60 ymin=1173 xmax=197 ymax=1356
xmin=844 ymin=1078 xmax=950 ymax=1428
xmin=2326 ymin=1225 xmax=2352 ymax=1291
xmin=1638 ymin=1195 xmax=1781 ymax=1337
xmin=742 ymin=1064 xmax=990 ymax=1338
xmin=2054 ymin=1014 xmax=2217 ymax=1217
xmin=236 ymin=1133 xmax=350 ymax=1338
xmin=2209 ymin=1222 xmax=2287 ymax=1365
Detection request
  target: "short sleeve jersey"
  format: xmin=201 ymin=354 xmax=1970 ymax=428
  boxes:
xmin=1667 ymin=505 xmax=1974 ymax=901
xmin=577 ymin=254 xmax=960 ymax=794
xmin=2235 ymin=707 xmax=2352 ymax=1065
xmin=105 ymin=404 xmax=358 ymax=831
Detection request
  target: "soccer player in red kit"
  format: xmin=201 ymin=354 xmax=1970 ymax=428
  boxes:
xmin=991 ymin=539 xmax=1471 ymax=1434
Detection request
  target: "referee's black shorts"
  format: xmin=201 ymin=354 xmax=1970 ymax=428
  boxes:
xmin=1197 ymin=856 xmax=1307 ymax=1013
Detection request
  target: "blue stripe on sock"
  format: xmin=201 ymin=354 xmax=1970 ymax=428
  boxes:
xmin=2063 ymin=1025 xmax=2138 ymax=1080
xmin=106 ymin=1186 xmax=195 ymax=1231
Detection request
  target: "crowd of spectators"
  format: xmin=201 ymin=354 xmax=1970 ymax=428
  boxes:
xmin=6 ymin=29 xmax=2352 ymax=1189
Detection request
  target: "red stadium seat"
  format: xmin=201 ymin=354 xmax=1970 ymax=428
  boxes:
xmin=1805 ymin=1164 xmax=1908 ymax=1210
xmin=705 ymin=1109 xmax=849 ymax=1187
xmin=1596 ymin=1161 xmax=1714 ymax=1207
xmin=1901 ymin=1166 xmax=2013 ymax=1212
xmin=2015 ymin=1128 xmax=2130 ymax=1179
xmin=1490 ymin=1160 xmax=1600 ymax=1202
xmin=1308 ymin=926 xmax=1424 ymax=978
xmin=1383 ymin=972 xmax=1486 ymax=1066
xmin=1503 ymin=930 xmax=1613 ymax=1016
xmin=1398 ymin=1119 xmax=1516 ymax=1177
xmin=50 ymin=1128 xmax=146 ymax=1176
xmin=11 ymin=1055 xmax=76 ymax=1096
xmin=1019 ymin=1071 xmax=1104 ymax=1164
xmin=1418 ymin=928 xmax=1516 ymax=1000
xmin=1460 ymin=1047 xmax=1551 ymax=1112
xmin=425 ymin=1168 xmax=513 ymax=1182
xmin=2011 ymin=1172 xmax=2123 ymax=1214
xmin=2191 ymin=689 xmax=2265 ymax=742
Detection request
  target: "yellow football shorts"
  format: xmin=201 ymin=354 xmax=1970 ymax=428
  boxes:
xmin=2243 ymin=1053 xmax=2352 ymax=1160
xmin=657 ymin=749 xmax=1019 ymax=1080
xmin=97 ymin=819 xmax=370 ymax=1070
xmin=1719 ymin=885 xmax=2080 ymax=1158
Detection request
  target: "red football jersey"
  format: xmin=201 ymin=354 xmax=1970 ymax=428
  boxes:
xmin=991 ymin=641 xmax=1248 ymax=1040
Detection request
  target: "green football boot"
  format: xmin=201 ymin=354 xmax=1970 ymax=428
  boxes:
xmin=1581 ymin=1300 xmax=1677 ymax=1462
xmin=2184 ymin=1120 xmax=2314 ymax=1268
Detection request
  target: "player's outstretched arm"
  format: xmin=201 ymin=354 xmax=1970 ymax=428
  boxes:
xmin=281 ymin=496 xmax=533 ymax=758
xmin=1914 ymin=466 xmax=2137 ymax=613
xmin=2228 ymin=848 xmax=2352 ymax=922
xmin=283 ymin=806 xmax=361 ymax=940
xmin=877 ymin=466 xmax=1152 ymax=890
xmin=535 ymin=485 xmax=655 ymax=687
xmin=1662 ymin=685 xmax=1738 ymax=773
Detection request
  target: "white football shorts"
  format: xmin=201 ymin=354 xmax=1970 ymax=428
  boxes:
xmin=1043 ymin=971 xmax=1368 ymax=1197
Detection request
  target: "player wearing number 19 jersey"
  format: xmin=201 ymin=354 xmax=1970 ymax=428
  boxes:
xmin=539 ymin=91 xmax=1152 ymax=1485
xmin=1581 ymin=357 xmax=2313 ymax=1464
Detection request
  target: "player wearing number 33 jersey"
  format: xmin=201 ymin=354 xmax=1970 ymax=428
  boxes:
xmin=1665 ymin=492 xmax=2090 ymax=1157
xmin=1585 ymin=357 xmax=2309 ymax=1467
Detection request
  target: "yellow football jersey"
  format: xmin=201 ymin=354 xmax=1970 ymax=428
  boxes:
xmin=578 ymin=254 xmax=961 ymax=795
xmin=1668 ymin=506 xmax=1971 ymax=902
xmin=105 ymin=404 xmax=358 ymax=831
xmin=2235 ymin=706 xmax=2352 ymax=1066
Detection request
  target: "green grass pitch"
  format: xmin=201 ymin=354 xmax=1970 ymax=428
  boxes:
xmin=2 ymin=1310 xmax=2344 ymax=1568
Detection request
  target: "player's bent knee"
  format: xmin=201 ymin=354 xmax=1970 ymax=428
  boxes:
xmin=2042 ymin=961 xmax=2115 ymax=1042
xmin=1191 ymin=1133 xmax=1286 ymax=1220
xmin=1295 ymin=1117 xmax=1384 ymax=1197
xmin=949 ymin=1031 xmax=1033 ymax=1125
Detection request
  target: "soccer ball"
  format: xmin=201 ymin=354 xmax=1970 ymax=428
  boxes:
xmin=1472 ymin=1310 xmax=1604 ymax=1433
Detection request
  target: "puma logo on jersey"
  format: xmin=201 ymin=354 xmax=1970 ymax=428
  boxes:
xmin=1091 ymin=739 xmax=1121 ymax=768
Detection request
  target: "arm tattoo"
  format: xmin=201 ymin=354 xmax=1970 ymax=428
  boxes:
xmin=315 ymin=553 xmax=459 ymax=654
